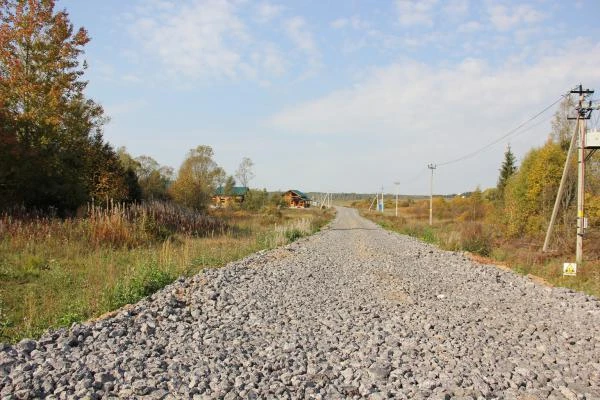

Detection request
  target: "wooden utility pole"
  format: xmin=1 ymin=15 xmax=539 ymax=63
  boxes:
xmin=576 ymin=112 xmax=586 ymax=263
xmin=543 ymin=116 xmax=579 ymax=252
xmin=394 ymin=181 xmax=400 ymax=217
xmin=572 ymin=86 xmax=594 ymax=263
xmin=428 ymin=164 xmax=436 ymax=225
xmin=543 ymin=86 xmax=595 ymax=263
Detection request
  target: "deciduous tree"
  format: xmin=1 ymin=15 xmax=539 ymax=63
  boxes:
xmin=0 ymin=0 xmax=126 ymax=211
xmin=235 ymin=157 xmax=254 ymax=188
xmin=170 ymin=145 xmax=224 ymax=210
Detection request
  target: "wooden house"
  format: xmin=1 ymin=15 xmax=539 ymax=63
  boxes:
xmin=212 ymin=186 xmax=249 ymax=207
xmin=283 ymin=190 xmax=311 ymax=208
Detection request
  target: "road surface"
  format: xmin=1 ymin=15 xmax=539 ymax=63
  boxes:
xmin=1 ymin=207 xmax=600 ymax=399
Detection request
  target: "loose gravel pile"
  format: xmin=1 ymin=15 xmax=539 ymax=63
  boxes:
xmin=1 ymin=207 xmax=600 ymax=399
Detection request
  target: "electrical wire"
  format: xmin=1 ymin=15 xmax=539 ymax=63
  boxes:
xmin=437 ymin=92 xmax=569 ymax=167
xmin=395 ymin=167 xmax=427 ymax=186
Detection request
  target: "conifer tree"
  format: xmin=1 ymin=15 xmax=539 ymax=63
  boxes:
xmin=497 ymin=144 xmax=517 ymax=195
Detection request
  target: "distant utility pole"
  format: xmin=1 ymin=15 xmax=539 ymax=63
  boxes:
xmin=394 ymin=181 xmax=400 ymax=217
xmin=428 ymin=164 xmax=436 ymax=225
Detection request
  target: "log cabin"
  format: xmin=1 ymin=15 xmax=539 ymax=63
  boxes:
xmin=282 ymin=190 xmax=311 ymax=208
xmin=212 ymin=186 xmax=249 ymax=207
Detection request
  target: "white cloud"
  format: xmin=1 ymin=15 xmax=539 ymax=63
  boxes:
xmin=488 ymin=4 xmax=545 ymax=31
xmin=127 ymin=0 xmax=289 ymax=82
xmin=331 ymin=16 xmax=370 ymax=30
xmin=105 ymin=99 xmax=148 ymax=118
xmin=122 ymin=74 xmax=142 ymax=83
xmin=396 ymin=0 xmax=438 ymax=27
xmin=255 ymin=2 xmax=283 ymax=23
xmin=129 ymin=0 xmax=247 ymax=79
xmin=331 ymin=18 xmax=348 ymax=29
xmin=258 ymin=44 xmax=286 ymax=76
xmin=443 ymin=0 xmax=469 ymax=18
xmin=284 ymin=16 xmax=320 ymax=64
xmin=267 ymin=42 xmax=600 ymax=192
xmin=457 ymin=20 xmax=482 ymax=33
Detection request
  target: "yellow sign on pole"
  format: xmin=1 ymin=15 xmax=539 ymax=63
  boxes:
xmin=563 ymin=263 xmax=577 ymax=276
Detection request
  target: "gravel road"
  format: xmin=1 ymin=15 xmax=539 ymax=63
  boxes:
xmin=2 ymin=207 xmax=600 ymax=399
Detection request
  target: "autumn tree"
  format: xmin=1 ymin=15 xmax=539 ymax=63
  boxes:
xmin=170 ymin=145 xmax=224 ymax=210
xmin=502 ymin=141 xmax=565 ymax=237
xmin=235 ymin=157 xmax=255 ymax=188
xmin=0 ymin=0 xmax=127 ymax=211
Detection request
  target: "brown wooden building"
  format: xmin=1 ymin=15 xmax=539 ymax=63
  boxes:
xmin=282 ymin=190 xmax=311 ymax=208
xmin=212 ymin=186 xmax=249 ymax=207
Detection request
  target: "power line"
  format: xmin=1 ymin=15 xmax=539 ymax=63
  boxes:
xmin=396 ymin=167 xmax=427 ymax=185
xmin=437 ymin=92 xmax=569 ymax=167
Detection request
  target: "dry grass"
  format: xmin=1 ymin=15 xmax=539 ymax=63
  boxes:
xmin=358 ymin=200 xmax=600 ymax=298
xmin=0 ymin=204 xmax=334 ymax=343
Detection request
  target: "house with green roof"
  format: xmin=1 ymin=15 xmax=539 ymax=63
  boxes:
xmin=212 ymin=186 xmax=249 ymax=207
xmin=283 ymin=190 xmax=311 ymax=208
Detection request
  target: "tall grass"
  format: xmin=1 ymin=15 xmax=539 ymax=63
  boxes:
xmin=359 ymin=202 xmax=600 ymax=298
xmin=0 ymin=204 xmax=334 ymax=343
xmin=1 ymin=201 xmax=228 ymax=250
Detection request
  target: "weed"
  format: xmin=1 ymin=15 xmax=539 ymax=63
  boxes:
xmin=420 ymin=227 xmax=437 ymax=244
xmin=285 ymin=229 xmax=304 ymax=242
xmin=103 ymin=263 xmax=177 ymax=310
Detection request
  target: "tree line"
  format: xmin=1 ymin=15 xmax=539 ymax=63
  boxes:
xmin=0 ymin=1 xmax=258 ymax=214
xmin=481 ymin=95 xmax=600 ymax=241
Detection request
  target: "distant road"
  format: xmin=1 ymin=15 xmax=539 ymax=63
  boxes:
xmin=2 ymin=207 xmax=600 ymax=398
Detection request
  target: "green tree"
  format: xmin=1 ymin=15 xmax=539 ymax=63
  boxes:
xmin=170 ymin=145 xmax=224 ymax=210
xmin=241 ymin=188 xmax=269 ymax=211
xmin=223 ymin=176 xmax=235 ymax=196
xmin=115 ymin=147 xmax=142 ymax=202
xmin=135 ymin=155 xmax=173 ymax=201
xmin=497 ymin=144 xmax=517 ymax=197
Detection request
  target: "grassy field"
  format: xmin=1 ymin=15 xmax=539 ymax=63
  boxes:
xmin=0 ymin=204 xmax=334 ymax=343
xmin=355 ymin=198 xmax=600 ymax=298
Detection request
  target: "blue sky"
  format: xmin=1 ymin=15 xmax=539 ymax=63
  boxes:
xmin=57 ymin=0 xmax=600 ymax=195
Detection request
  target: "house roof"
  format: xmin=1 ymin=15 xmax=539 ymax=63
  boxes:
xmin=286 ymin=189 xmax=310 ymax=200
xmin=214 ymin=186 xmax=249 ymax=196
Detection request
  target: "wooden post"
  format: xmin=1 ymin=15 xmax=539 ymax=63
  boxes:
xmin=543 ymin=117 xmax=579 ymax=252
xmin=576 ymin=116 xmax=586 ymax=263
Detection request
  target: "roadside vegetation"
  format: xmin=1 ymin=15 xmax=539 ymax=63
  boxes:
xmin=356 ymin=97 xmax=600 ymax=297
xmin=0 ymin=203 xmax=333 ymax=343
xmin=0 ymin=1 xmax=335 ymax=343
